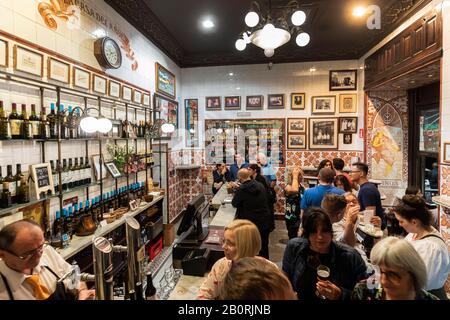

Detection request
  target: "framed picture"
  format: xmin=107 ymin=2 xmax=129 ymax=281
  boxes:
xmin=13 ymin=45 xmax=43 ymax=77
xmin=291 ymin=93 xmax=305 ymax=110
xmin=143 ymin=93 xmax=150 ymax=106
xmin=129 ymin=199 xmax=138 ymax=211
xmin=185 ymin=99 xmax=199 ymax=147
xmin=105 ymin=161 xmax=122 ymax=178
xmin=73 ymin=67 xmax=90 ymax=90
xmin=224 ymin=96 xmax=241 ymax=110
xmin=268 ymin=94 xmax=284 ymax=109
xmin=92 ymin=74 xmax=107 ymax=94
xmin=110 ymin=119 xmax=121 ymax=138
xmin=154 ymin=93 xmax=178 ymax=139
xmin=312 ymin=96 xmax=336 ymax=114
xmin=47 ymin=57 xmax=70 ymax=83
xmin=91 ymin=154 xmax=107 ymax=181
xmin=288 ymin=118 xmax=307 ymax=133
xmin=122 ymin=86 xmax=132 ymax=101
xmin=0 ymin=39 xmax=9 ymax=67
xmin=288 ymin=134 xmax=307 ymax=149
xmin=205 ymin=96 xmax=221 ymax=110
xmin=330 ymin=69 xmax=357 ymax=91
xmin=29 ymin=163 xmax=54 ymax=199
xmin=309 ymin=118 xmax=339 ymax=150
xmin=246 ymin=95 xmax=263 ymax=110
xmin=108 ymin=80 xmax=121 ymax=98
xmin=339 ymin=94 xmax=357 ymax=113
xmin=444 ymin=142 xmax=450 ymax=163
xmin=339 ymin=117 xmax=358 ymax=133
xmin=133 ymin=90 xmax=142 ymax=104
xmin=155 ymin=62 xmax=176 ymax=99
xmin=343 ymin=133 xmax=353 ymax=144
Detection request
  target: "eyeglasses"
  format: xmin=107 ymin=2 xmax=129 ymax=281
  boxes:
xmin=4 ymin=242 xmax=48 ymax=260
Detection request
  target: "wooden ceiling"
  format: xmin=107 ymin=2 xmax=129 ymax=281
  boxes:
xmin=105 ymin=0 xmax=432 ymax=68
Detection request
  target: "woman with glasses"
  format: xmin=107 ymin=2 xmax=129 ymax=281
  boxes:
xmin=393 ymin=195 xmax=449 ymax=299
xmin=0 ymin=219 xmax=94 ymax=300
xmin=197 ymin=219 xmax=276 ymax=300
xmin=351 ymin=237 xmax=438 ymax=300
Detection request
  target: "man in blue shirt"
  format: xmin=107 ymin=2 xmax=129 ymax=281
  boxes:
xmin=300 ymin=168 xmax=344 ymax=215
xmin=229 ymin=153 xmax=249 ymax=181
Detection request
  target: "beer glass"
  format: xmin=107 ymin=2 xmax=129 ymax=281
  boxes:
xmin=316 ymin=265 xmax=330 ymax=299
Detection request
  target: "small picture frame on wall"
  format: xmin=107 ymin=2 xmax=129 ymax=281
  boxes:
xmin=133 ymin=90 xmax=142 ymax=104
xmin=143 ymin=93 xmax=150 ymax=106
xmin=291 ymin=93 xmax=305 ymax=110
xmin=105 ymin=161 xmax=122 ymax=178
xmin=14 ymin=45 xmax=43 ymax=77
xmin=205 ymin=96 xmax=221 ymax=110
xmin=92 ymin=74 xmax=107 ymax=94
xmin=73 ymin=67 xmax=90 ymax=90
xmin=339 ymin=94 xmax=357 ymax=113
xmin=339 ymin=117 xmax=358 ymax=133
xmin=108 ymin=80 xmax=121 ymax=98
xmin=311 ymin=96 xmax=336 ymax=115
xmin=246 ymin=95 xmax=263 ymax=110
xmin=288 ymin=134 xmax=307 ymax=149
xmin=29 ymin=163 xmax=55 ymax=199
xmin=91 ymin=154 xmax=107 ymax=181
xmin=343 ymin=133 xmax=353 ymax=144
xmin=288 ymin=118 xmax=307 ymax=134
xmin=444 ymin=142 xmax=450 ymax=163
xmin=122 ymin=86 xmax=132 ymax=101
xmin=268 ymin=94 xmax=284 ymax=109
xmin=0 ymin=39 xmax=8 ymax=67
xmin=224 ymin=96 xmax=241 ymax=110
xmin=48 ymin=57 xmax=70 ymax=84
xmin=330 ymin=69 xmax=357 ymax=91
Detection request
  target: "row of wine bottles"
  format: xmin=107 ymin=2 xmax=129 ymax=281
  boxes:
xmin=51 ymin=182 xmax=146 ymax=247
xmin=0 ymin=164 xmax=30 ymax=208
xmin=50 ymin=157 xmax=92 ymax=192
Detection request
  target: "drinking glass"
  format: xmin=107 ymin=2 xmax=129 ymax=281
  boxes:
xmin=316 ymin=265 xmax=330 ymax=299
xmin=363 ymin=210 xmax=374 ymax=226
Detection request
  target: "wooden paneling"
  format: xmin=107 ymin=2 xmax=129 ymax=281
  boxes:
xmin=365 ymin=11 xmax=442 ymax=90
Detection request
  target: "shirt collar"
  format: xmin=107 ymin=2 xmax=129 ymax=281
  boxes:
xmin=0 ymin=256 xmax=50 ymax=292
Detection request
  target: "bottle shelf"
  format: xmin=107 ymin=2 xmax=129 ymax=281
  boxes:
xmin=0 ymin=137 xmax=152 ymax=143
xmin=0 ymin=196 xmax=49 ymax=218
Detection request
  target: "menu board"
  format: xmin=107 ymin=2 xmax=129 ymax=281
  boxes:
xmin=205 ymin=119 xmax=285 ymax=165
xmin=35 ymin=166 xmax=50 ymax=188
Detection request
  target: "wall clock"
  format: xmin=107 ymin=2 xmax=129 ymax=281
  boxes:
xmin=94 ymin=37 xmax=122 ymax=69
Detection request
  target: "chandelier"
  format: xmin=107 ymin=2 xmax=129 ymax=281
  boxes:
xmin=235 ymin=0 xmax=310 ymax=58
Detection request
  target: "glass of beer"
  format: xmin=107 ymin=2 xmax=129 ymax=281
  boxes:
xmin=316 ymin=265 xmax=330 ymax=299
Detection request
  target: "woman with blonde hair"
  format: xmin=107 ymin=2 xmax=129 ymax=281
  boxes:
xmin=197 ymin=219 xmax=276 ymax=300
xmin=352 ymin=237 xmax=438 ymax=300
xmin=284 ymin=166 xmax=305 ymax=239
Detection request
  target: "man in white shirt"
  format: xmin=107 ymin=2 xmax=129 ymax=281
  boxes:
xmin=0 ymin=219 xmax=94 ymax=300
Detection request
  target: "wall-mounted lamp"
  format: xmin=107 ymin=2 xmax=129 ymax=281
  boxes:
xmin=69 ymin=106 xmax=113 ymax=134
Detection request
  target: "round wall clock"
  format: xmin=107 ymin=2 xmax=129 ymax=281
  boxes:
xmin=94 ymin=37 xmax=122 ymax=69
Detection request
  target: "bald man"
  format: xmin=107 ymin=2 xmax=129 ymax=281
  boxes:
xmin=0 ymin=219 xmax=94 ymax=300
xmin=232 ymin=169 xmax=272 ymax=259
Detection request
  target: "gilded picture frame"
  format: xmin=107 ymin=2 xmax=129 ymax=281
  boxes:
xmin=48 ymin=57 xmax=70 ymax=84
xmin=122 ymin=85 xmax=132 ymax=101
xmin=143 ymin=93 xmax=150 ymax=106
xmin=92 ymin=74 xmax=107 ymax=94
xmin=13 ymin=45 xmax=43 ymax=77
xmin=108 ymin=80 xmax=121 ymax=98
xmin=155 ymin=62 xmax=176 ymax=99
xmin=133 ymin=89 xmax=143 ymax=104
xmin=339 ymin=93 xmax=357 ymax=113
xmin=73 ymin=67 xmax=90 ymax=90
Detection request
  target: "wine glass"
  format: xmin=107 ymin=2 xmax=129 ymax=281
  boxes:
xmin=316 ymin=265 xmax=330 ymax=299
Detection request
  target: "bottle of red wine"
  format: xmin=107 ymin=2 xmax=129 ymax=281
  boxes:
xmin=145 ymin=273 xmax=157 ymax=300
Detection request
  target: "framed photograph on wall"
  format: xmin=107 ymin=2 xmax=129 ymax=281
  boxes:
xmin=155 ymin=62 xmax=176 ymax=99
xmin=154 ymin=93 xmax=178 ymax=139
xmin=92 ymin=74 xmax=107 ymax=94
xmin=91 ymin=154 xmax=107 ymax=181
xmin=288 ymin=134 xmax=307 ymax=149
xmin=339 ymin=117 xmax=358 ymax=133
xmin=14 ymin=45 xmax=43 ymax=77
xmin=143 ymin=93 xmax=150 ymax=106
xmin=309 ymin=118 xmax=338 ymax=150
xmin=105 ymin=161 xmax=122 ymax=178
xmin=268 ymin=94 xmax=284 ymax=109
xmin=48 ymin=57 xmax=70 ymax=84
xmin=0 ymin=39 xmax=9 ymax=67
xmin=443 ymin=142 xmax=450 ymax=163
xmin=205 ymin=96 xmax=221 ymax=111
xmin=311 ymin=96 xmax=336 ymax=114
xmin=122 ymin=86 xmax=132 ymax=101
xmin=288 ymin=118 xmax=307 ymax=134
xmin=343 ymin=133 xmax=353 ymax=144
xmin=330 ymin=69 xmax=357 ymax=91
xmin=224 ymin=96 xmax=241 ymax=110
xmin=185 ymin=99 xmax=199 ymax=147
xmin=133 ymin=90 xmax=142 ymax=104
xmin=339 ymin=93 xmax=357 ymax=113
xmin=291 ymin=93 xmax=305 ymax=110
xmin=246 ymin=95 xmax=263 ymax=110
xmin=108 ymin=80 xmax=121 ymax=98
xmin=73 ymin=67 xmax=90 ymax=90
xmin=29 ymin=163 xmax=55 ymax=199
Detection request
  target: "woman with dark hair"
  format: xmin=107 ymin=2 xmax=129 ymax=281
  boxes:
xmin=317 ymin=159 xmax=334 ymax=176
xmin=282 ymin=208 xmax=367 ymax=300
xmin=334 ymin=175 xmax=352 ymax=193
xmin=394 ymin=195 xmax=450 ymax=299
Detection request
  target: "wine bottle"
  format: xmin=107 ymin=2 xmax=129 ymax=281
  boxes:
xmin=0 ymin=101 xmax=11 ymax=140
xmin=59 ymin=104 xmax=68 ymax=139
xmin=39 ymin=107 xmax=50 ymax=140
xmin=48 ymin=103 xmax=57 ymax=139
xmin=4 ymin=165 xmax=15 ymax=203
xmin=17 ymin=176 xmax=30 ymax=204
xmin=85 ymin=156 xmax=91 ymax=184
xmin=22 ymin=104 xmax=33 ymax=139
xmin=73 ymin=158 xmax=80 ymax=187
xmin=9 ymin=103 xmax=22 ymax=139
xmin=145 ymin=273 xmax=157 ymax=300
xmin=29 ymin=104 xmax=40 ymax=139
xmin=14 ymin=164 xmax=23 ymax=203
xmin=62 ymin=159 xmax=68 ymax=191
xmin=0 ymin=182 xmax=12 ymax=208
xmin=0 ymin=166 xmax=3 ymax=194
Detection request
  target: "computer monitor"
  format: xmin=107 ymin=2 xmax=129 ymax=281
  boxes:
xmin=177 ymin=194 xmax=209 ymax=241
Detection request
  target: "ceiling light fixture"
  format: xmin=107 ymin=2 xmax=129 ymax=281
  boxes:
xmin=202 ymin=19 xmax=215 ymax=29
xmin=352 ymin=7 xmax=367 ymax=17
xmin=235 ymin=0 xmax=310 ymax=58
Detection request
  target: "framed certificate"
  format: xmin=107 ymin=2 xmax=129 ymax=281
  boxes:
xmin=143 ymin=93 xmax=150 ymax=106
xmin=48 ymin=57 xmax=70 ymax=83
xmin=109 ymin=80 xmax=120 ymax=98
xmin=133 ymin=90 xmax=142 ymax=104
xmin=73 ymin=67 xmax=90 ymax=90
xmin=122 ymin=85 xmax=132 ymax=101
xmin=14 ymin=45 xmax=43 ymax=77
xmin=0 ymin=39 xmax=8 ymax=67
xmin=93 ymin=74 xmax=107 ymax=94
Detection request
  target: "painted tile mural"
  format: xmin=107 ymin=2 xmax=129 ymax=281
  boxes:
xmin=366 ymin=91 xmax=408 ymax=204
xmin=441 ymin=165 xmax=450 ymax=196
